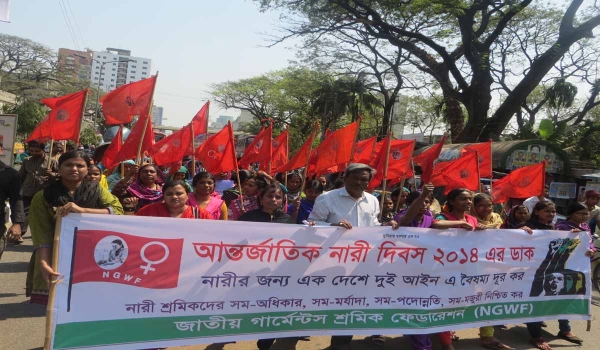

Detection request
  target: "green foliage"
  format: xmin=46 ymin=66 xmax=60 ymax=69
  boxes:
xmin=545 ymin=78 xmax=578 ymax=109
xmin=79 ymin=125 xmax=102 ymax=146
xmin=2 ymin=98 xmax=46 ymax=139
xmin=538 ymin=119 xmax=554 ymax=140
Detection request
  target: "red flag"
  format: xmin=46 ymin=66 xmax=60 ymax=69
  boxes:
xmin=195 ymin=122 xmax=237 ymax=174
xmin=150 ymin=124 xmax=194 ymax=166
xmin=239 ymin=125 xmax=272 ymax=167
xmin=191 ymin=101 xmax=209 ymax=136
xmin=462 ymin=140 xmax=492 ymax=178
xmin=274 ymin=130 xmax=316 ymax=174
xmin=110 ymin=114 xmax=154 ymax=165
xmin=260 ymin=129 xmax=288 ymax=173
xmin=26 ymin=90 xmax=88 ymax=142
xmin=71 ymin=230 xmax=183 ymax=289
xmin=492 ymin=162 xmax=545 ymax=203
xmin=312 ymin=121 xmax=358 ymax=175
xmin=100 ymin=76 xmax=156 ymax=125
xmin=369 ymin=138 xmax=415 ymax=189
xmin=102 ymin=125 xmax=123 ymax=170
xmin=413 ymin=134 xmax=447 ymax=183
xmin=430 ymin=152 xmax=480 ymax=194
xmin=354 ymin=136 xmax=378 ymax=165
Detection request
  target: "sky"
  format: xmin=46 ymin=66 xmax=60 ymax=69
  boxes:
xmin=1 ymin=0 xmax=298 ymax=127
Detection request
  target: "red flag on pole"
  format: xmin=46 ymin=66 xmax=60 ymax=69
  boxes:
xmin=191 ymin=102 xmax=209 ymax=136
xmin=312 ymin=121 xmax=359 ymax=175
xmin=274 ymin=130 xmax=316 ymax=174
xmin=260 ymin=129 xmax=289 ymax=174
xmin=462 ymin=140 xmax=492 ymax=178
xmin=239 ymin=124 xmax=272 ymax=167
xmin=492 ymin=162 xmax=546 ymax=203
xmin=195 ymin=122 xmax=237 ymax=174
xmin=26 ymin=89 xmax=88 ymax=142
xmin=413 ymin=134 xmax=447 ymax=184
xmin=430 ymin=152 xmax=480 ymax=194
xmin=101 ymin=125 xmax=123 ymax=170
xmin=150 ymin=124 xmax=194 ymax=166
xmin=100 ymin=76 xmax=157 ymax=125
xmin=109 ymin=114 xmax=154 ymax=165
xmin=369 ymin=139 xmax=415 ymax=189
xmin=353 ymin=136 xmax=378 ymax=165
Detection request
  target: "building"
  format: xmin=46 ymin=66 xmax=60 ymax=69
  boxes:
xmin=151 ymin=106 xmax=164 ymax=126
xmin=0 ymin=89 xmax=17 ymax=109
xmin=91 ymin=48 xmax=151 ymax=92
xmin=232 ymin=110 xmax=255 ymax=131
xmin=57 ymin=48 xmax=93 ymax=81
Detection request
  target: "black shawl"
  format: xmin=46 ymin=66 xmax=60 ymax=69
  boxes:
xmin=43 ymin=179 xmax=102 ymax=208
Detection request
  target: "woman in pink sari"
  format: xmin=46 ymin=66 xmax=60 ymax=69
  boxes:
xmin=187 ymin=172 xmax=227 ymax=220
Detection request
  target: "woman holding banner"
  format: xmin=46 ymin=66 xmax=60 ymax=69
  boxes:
xmin=136 ymin=180 xmax=211 ymax=219
xmin=229 ymin=172 xmax=269 ymax=221
xmin=395 ymin=183 xmax=454 ymax=350
xmin=238 ymin=183 xmax=294 ymax=349
xmin=112 ymin=163 xmax=166 ymax=213
xmin=188 ymin=172 xmax=227 ymax=220
xmin=432 ymin=189 xmax=512 ymax=350
xmin=27 ymin=151 xmax=123 ymax=304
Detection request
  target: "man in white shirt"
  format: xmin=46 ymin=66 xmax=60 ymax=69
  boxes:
xmin=523 ymin=185 xmax=550 ymax=214
xmin=309 ymin=163 xmax=398 ymax=350
xmin=581 ymin=190 xmax=600 ymax=234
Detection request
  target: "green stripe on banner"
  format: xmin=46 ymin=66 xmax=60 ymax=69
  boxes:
xmin=54 ymin=299 xmax=588 ymax=349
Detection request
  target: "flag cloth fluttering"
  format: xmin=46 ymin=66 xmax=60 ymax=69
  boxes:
xmin=462 ymin=140 xmax=492 ymax=178
xmin=239 ymin=124 xmax=272 ymax=167
xmin=492 ymin=162 xmax=546 ymax=203
xmin=260 ymin=129 xmax=289 ymax=174
xmin=191 ymin=102 xmax=209 ymax=136
xmin=413 ymin=134 xmax=448 ymax=184
xmin=26 ymin=89 xmax=88 ymax=143
xmin=107 ymin=114 xmax=154 ymax=165
xmin=274 ymin=130 xmax=316 ymax=174
xmin=311 ymin=121 xmax=359 ymax=175
xmin=353 ymin=136 xmax=379 ymax=165
xmin=100 ymin=76 xmax=156 ymax=125
xmin=195 ymin=122 xmax=237 ymax=174
xmin=150 ymin=124 xmax=194 ymax=167
xmin=430 ymin=152 xmax=480 ymax=194
xmin=101 ymin=125 xmax=124 ymax=170
xmin=369 ymin=138 xmax=415 ymax=189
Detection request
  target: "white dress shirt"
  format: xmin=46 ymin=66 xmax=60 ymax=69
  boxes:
xmin=308 ymin=187 xmax=380 ymax=227
xmin=523 ymin=196 xmax=548 ymax=214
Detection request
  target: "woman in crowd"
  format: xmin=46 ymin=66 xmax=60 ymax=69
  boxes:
xmin=222 ymin=169 xmax=251 ymax=206
xmin=106 ymin=160 xmax=136 ymax=190
xmin=395 ymin=184 xmax=454 ymax=350
xmin=136 ymin=180 xmax=210 ymax=219
xmin=433 ymin=189 xmax=511 ymax=350
xmin=238 ymin=183 xmax=294 ymax=349
xmin=169 ymin=165 xmax=192 ymax=192
xmin=391 ymin=187 xmax=410 ymax=211
xmin=27 ymin=151 xmax=123 ymax=304
xmin=285 ymin=172 xmax=304 ymax=202
xmin=380 ymin=195 xmax=397 ymax=224
xmin=228 ymin=173 xmax=268 ymax=220
xmin=86 ymin=164 xmax=109 ymax=189
xmin=188 ymin=172 xmax=227 ymax=220
xmin=112 ymin=163 xmax=166 ymax=213
xmin=214 ymin=171 xmax=234 ymax=195
xmin=501 ymin=205 xmax=530 ymax=229
xmin=287 ymin=180 xmax=324 ymax=224
xmin=522 ymin=200 xmax=591 ymax=350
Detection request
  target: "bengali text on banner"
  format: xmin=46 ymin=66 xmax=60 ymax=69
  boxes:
xmin=49 ymin=214 xmax=592 ymax=349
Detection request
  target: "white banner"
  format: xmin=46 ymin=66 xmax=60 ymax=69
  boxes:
xmin=49 ymin=214 xmax=592 ymax=349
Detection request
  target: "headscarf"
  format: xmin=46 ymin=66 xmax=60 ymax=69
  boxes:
xmin=169 ymin=165 xmax=192 ymax=192
xmin=128 ymin=164 xmax=166 ymax=208
xmin=503 ymin=205 xmax=526 ymax=229
xmin=44 ymin=178 xmax=101 ymax=208
xmin=470 ymin=205 xmax=503 ymax=229
xmin=107 ymin=160 xmax=135 ymax=190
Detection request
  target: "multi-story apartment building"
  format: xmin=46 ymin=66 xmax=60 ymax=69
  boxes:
xmin=90 ymin=48 xmax=151 ymax=92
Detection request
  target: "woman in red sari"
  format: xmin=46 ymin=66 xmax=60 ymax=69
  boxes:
xmin=136 ymin=180 xmax=210 ymax=219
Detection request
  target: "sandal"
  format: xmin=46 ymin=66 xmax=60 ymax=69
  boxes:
xmin=557 ymin=331 xmax=583 ymax=344
xmin=451 ymin=331 xmax=460 ymax=341
xmin=481 ymin=339 xmax=513 ymax=350
xmin=530 ymin=337 xmax=552 ymax=350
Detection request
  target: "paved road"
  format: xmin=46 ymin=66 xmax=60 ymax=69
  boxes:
xmin=1 ymin=237 xmax=598 ymax=350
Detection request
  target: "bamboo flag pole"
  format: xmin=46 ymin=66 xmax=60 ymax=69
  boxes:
xmin=136 ymin=72 xmax=158 ymax=165
xmin=349 ymin=116 xmax=362 ymax=163
xmin=190 ymin=122 xmax=196 ymax=175
xmin=411 ymin=158 xmax=417 ymax=188
xmin=44 ymin=215 xmax=63 ymax=350
xmin=379 ymin=132 xmax=392 ymax=221
xmin=476 ymin=150 xmax=482 ymax=193
xmin=394 ymin=176 xmax=407 ymax=213
xmin=488 ymin=139 xmax=493 ymax=194
xmin=47 ymin=140 xmax=54 ymax=170
xmin=300 ymin=123 xmax=319 ymax=194
xmin=77 ymin=89 xmax=89 ymax=149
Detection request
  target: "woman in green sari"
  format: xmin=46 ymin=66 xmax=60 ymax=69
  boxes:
xmin=27 ymin=151 xmax=123 ymax=304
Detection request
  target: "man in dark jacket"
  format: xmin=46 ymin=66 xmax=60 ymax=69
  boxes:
xmin=0 ymin=160 xmax=25 ymax=259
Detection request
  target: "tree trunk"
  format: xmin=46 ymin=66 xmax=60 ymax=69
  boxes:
xmin=442 ymin=95 xmax=465 ymax=142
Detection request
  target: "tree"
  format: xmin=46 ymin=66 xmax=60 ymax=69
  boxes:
xmin=255 ymin=0 xmax=600 ymax=142
xmin=79 ymin=125 xmax=102 ymax=146
xmin=2 ymin=98 xmax=45 ymax=138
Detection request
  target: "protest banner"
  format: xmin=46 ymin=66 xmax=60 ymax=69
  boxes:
xmin=47 ymin=214 xmax=592 ymax=349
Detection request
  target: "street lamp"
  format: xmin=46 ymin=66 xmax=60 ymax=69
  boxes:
xmin=75 ymin=54 xmax=135 ymax=129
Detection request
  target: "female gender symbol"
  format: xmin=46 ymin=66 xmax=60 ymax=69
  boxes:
xmin=139 ymin=241 xmax=170 ymax=275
